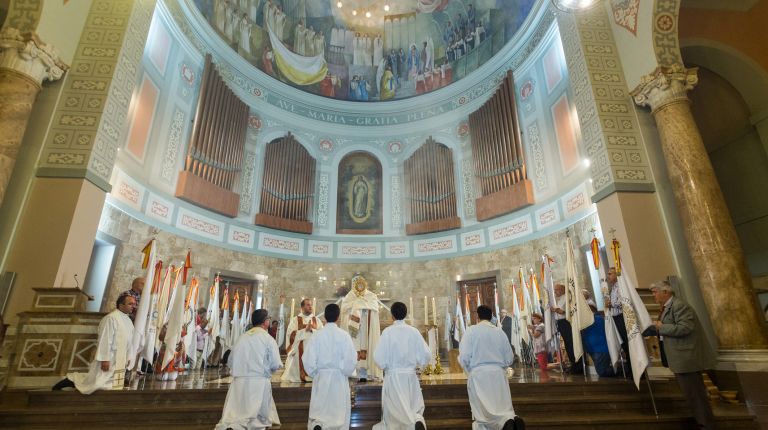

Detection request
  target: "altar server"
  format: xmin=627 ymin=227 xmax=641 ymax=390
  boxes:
xmin=459 ymin=305 xmax=526 ymax=430
xmin=372 ymin=301 xmax=432 ymax=430
xmin=303 ymin=303 xmax=357 ymax=430
xmin=52 ymin=295 xmax=136 ymax=393
xmin=215 ymin=309 xmax=282 ymax=430
xmin=282 ymin=298 xmax=323 ymax=382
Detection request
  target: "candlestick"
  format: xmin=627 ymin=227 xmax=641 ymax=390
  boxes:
xmin=409 ymin=297 xmax=414 ymax=324
xmin=424 ymin=296 xmax=428 ymax=327
xmin=290 ymin=298 xmax=295 ymax=320
xmin=432 ymin=297 xmax=437 ymax=326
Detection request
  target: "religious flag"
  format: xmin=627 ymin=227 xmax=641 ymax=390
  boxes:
xmin=141 ymin=240 xmax=153 ymax=269
xmin=611 ymin=238 xmax=622 ymax=276
xmin=565 ymin=235 xmax=595 ymax=363
xmin=454 ymin=294 xmax=465 ymax=343
xmin=541 ymin=254 xmax=559 ymax=347
xmin=596 ymin=241 xmax=623 ymax=370
xmin=510 ymin=283 xmax=524 ymax=355
xmin=183 ymin=278 xmax=199 ymax=361
xmin=463 ymin=288 xmax=471 ymax=327
xmin=277 ymin=299 xmax=286 ymax=349
xmin=143 ymin=263 xmax=167 ymax=364
xmin=240 ymin=294 xmax=249 ymax=331
xmin=590 ymin=236 xmax=601 ymax=271
xmin=162 ymin=267 xmax=183 ymax=326
xmin=530 ymin=270 xmax=543 ymax=314
xmin=182 ymin=250 xmax=192 ymax=285
xmin=247 ymin=299 xmax=254 ymax=329
xmin=219 ymin=286 xmax=230 ymax=348
xmin=129 ymin=238 xmax=159 ymax=370
xmin=161 ymin=277 xmax=186 ymax=370
xmin=615 ymin=259 xmax=653 ymax=388
xmin=230 ymin=291 xmax=242 ymax=348
xmin=493 ymin=285 xmax=501 ymax=327
xmin=204 ymin=277 xmax=221 ymax=360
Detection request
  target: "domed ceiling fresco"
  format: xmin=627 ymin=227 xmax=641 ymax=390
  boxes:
xmin=193 ymin=0 xmax=536 ymax=101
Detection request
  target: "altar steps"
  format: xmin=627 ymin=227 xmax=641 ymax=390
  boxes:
xmin=0 ymin=378 xmax=758 ymax=429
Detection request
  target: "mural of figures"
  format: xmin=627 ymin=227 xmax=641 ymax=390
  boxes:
xmin=194 ymin=0 xmax=536 ymax=101
xmin=337 ymin=152 xmax=382 ymax=234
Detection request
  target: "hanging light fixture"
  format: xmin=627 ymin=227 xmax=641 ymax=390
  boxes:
xmin=551 ymin=0 xmax=601 ymax=13
xmin=352 ymin=9 xmax=357 ymax=15
xmin=384 ymin=4 xmax=390 ymax=12
xmin=365 ymin=10 xmax=372 ymax=18
xmin=337 ymin=1 xmax=342 ymax=8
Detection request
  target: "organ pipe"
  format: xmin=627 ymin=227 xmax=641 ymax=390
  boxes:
xmin=258 ymin=134 xmax=316 ymax=223
xmin=469 ymin=71 xmax=528 ymax=198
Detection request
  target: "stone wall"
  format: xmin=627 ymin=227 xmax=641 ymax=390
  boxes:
xmin=99 ymin=204 xmax=600 ymax=328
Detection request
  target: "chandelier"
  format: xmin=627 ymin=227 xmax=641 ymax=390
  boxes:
xmin=335 ymin=0 xmax=392 ymax=20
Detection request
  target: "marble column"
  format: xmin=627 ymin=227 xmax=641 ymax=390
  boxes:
xmin=632 ymin=64 xmax=768 ymax=350
xmin=0 ymin=27 xmax=67 ymax=205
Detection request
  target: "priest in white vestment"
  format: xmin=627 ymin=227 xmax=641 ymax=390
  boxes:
xmin=303 ymin=303 xmax=357 ymax=430
xmin=340 ymin=274 xmax=383 ymax=380
xmin=53 ymin=295 xmax=136 ymax=394
xmin=282 ymin=298 xmax=323 ymax=383
xmin=372 ymin=302 xmax=431 ymax=430
xmin=459 ymin=305 xmax=526 ymax=430
xmin=216 ymin=309 xmax=283 ymax=430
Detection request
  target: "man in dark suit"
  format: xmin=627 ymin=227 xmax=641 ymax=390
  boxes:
xmin=651 ymin=281 xmax=717 ymax=429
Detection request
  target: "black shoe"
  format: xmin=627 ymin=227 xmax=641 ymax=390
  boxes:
xmin=359 ymin=378 xmax=367 ymax=382
xmin=502 ymin=419 xmax=515 ymax=430
xmin=415 ymin=422 xmax=426 ymax=430
xmin=52 ymin=378 xmax=75 ymax=391
xmin=313 ymin=426 xmax=321 ymax=430
xmin=514 ymin=416 xmax=526 ymax=430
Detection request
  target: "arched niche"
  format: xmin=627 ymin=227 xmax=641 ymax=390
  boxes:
xmin=336 ymin=151 xmax=383 ymax=234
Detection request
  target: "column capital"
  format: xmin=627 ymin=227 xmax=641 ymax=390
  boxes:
xmin=631 ymin=64 xmax=698 ymax=113
xmin=0 ymin=27 xmax=68 ymax=87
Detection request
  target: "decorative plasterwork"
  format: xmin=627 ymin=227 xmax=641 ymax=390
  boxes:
xmin=391 ymin=175 xmax=402 ymax=229
xmin=316 ymin=172 xmax=330 ymax=228
xmin=0 ymin=27 xmax=68 ymax=86
xmin=36 ymin=0 xmax=156 ymax=191
xmin=239 ymin=150 xmax=257 ymax=215
xmin=526 ymin=122 xmax=548 ymax=192
xmin=461 ymin=157 xmax=476 ymax=219
xmin=652 ymin=0 xmax=683 ymax=66
xmin=160 ymin=107 xmax=185 ymax=182
xmin=630 ymin=64 xmax=698 ymax=112
xmin=557 ymin=7 xmax=653 ymax=200
xmin=3 ymin=0 xmax=43 ymax=32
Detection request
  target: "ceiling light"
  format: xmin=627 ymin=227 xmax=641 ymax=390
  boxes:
xmin=365 ymin=10 xmax=372 ymax=18
xmin=551 ymin=0 xmax=601 ymax=13
xmin=352 ymin=9 xmax=357 ymax=15
xmin=337 ymin=1 xmax=342 ymax=8
xmin=583 ymin=158 xmax=591 ymax=167
xmin=384 ymin=4 xmax=390 ymax=11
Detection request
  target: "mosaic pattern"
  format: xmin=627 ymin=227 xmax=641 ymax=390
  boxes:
xmin=557 ymin=8 xmax=651 ymax=198
xmin=391 ymin=175 xmax=402 ymax=229
xmin=37 ymin=0 xmax=156 ymax=190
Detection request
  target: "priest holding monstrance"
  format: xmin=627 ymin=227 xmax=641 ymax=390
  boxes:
xmin=340 ymin=274 xmax=384 ymax=381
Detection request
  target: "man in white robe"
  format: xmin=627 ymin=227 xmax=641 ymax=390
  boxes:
xmin=340 ymin=274 xmax=383 ymax=381
xmin=459 ymin=305 xmax=526 ymax=430
xmin=216 ymin=309 xmax=283 ymax=430
xmin=372 ymin=301 xmax=431 ymax=430
xmin=303 ymin=303 xmax=357 ymax=430
xmin=282 ymin=298 xmax=323 ymax=383
xmin=53 ymin=295 xmax=136 ymax=394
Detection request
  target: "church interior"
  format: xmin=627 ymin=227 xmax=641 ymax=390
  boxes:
xmin=0 ymin=0 xmax=767 ymax=428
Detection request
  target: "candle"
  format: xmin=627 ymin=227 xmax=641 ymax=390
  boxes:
xmin=424 ymin=296 xmax=428 ymax=327
xmin=432 ymin=297 xmax=437 ymax=326
xmin=312 ymin=297 xmax=317 ymax=313
xmin=409 ymin=297 xmax=414 ymax=323
xmin=290 ymin=298 xmax=295 ymax=320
